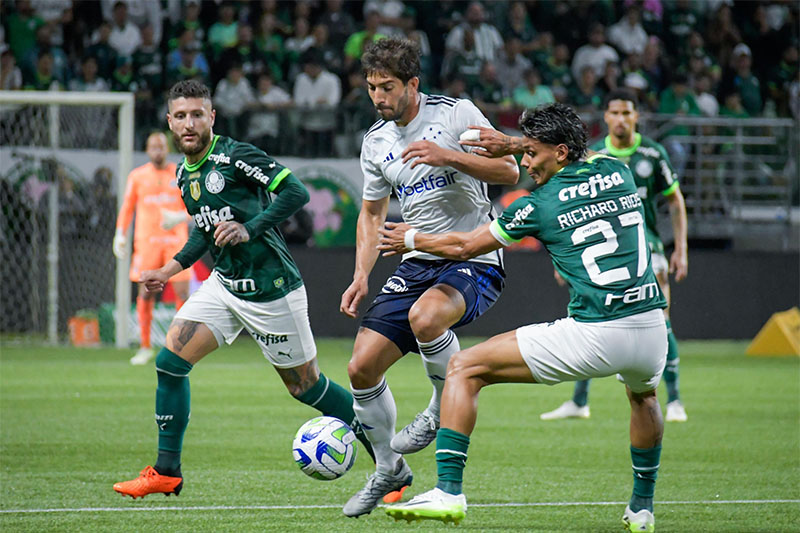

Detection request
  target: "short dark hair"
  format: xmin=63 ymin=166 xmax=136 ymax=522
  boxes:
xmin=361 ymin=37 xmax=420 ymax=83
xmin=168 ymin=79 xmax=211 ymax=103
xmin=604 ymin=88 xmax=639 ymax=110
xmin=518 ymin=103 xmax=588 ymax=162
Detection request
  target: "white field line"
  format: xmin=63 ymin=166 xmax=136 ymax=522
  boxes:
xmin=1 ymin=500 xmax=798 ymax=515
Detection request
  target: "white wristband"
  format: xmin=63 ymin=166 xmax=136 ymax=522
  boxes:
xmin=404 ymin=228 xmax=418 ymax=250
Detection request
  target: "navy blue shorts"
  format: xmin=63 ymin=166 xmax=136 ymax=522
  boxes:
xmin=361 ymin=258 xmax=505 ymax=354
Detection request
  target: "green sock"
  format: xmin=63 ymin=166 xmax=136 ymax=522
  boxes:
xmin=153 ymin=348 xmax=193 ymax=477
xmin=435 ymin=427 xmax=470 ymax=495
xmin=664 ymin=319 xmax=680 ymax=403
xmin=630 ymin=444 xmax=661 ymax=513
xmin=572 ymin=379 xmax=590 ymax=407
xmin=297 ymin=373 xmax=375 ymax=462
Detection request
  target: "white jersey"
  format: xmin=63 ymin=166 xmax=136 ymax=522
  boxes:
xmin=361 ymin=93 xmax=502 ymax=266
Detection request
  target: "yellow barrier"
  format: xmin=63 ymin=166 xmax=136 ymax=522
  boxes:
xmin=746 ymin=307 xmax=800 ymax=356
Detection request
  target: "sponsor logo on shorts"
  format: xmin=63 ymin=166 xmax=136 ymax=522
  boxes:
xmin=382 ymin=275 xmax=408 ymax=294
xmin=253 ymin=333 xmax=288 ymax=346
xmin=205 ymin=170 xmax=225 ymax=194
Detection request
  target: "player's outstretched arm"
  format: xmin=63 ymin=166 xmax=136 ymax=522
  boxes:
xmin=666 ymin=187 xmax=688 ymax=281
xmin=459 ymin=126 xmax=533 ymax=158
xmin=340 ymin=197 xmax=389 ymax=318
xmin=401 ymin=138 xmax=519 ymax=185
xmin=378 ymin=221 xmax=503 ymax=262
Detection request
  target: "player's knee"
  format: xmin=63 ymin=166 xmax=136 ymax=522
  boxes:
xmin=408 ymin=304 xmax=446 ymax=342
xmin=347 ymin=354 xmax=378 ymax=389
xmin=446 ymin=350 xmax=484 ymax=386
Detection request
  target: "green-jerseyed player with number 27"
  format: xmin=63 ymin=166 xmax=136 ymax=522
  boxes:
xmin=113 ymin=80 xmax=374 ymax=499
xmin=381 ymin=103 xmax=667 ymax=532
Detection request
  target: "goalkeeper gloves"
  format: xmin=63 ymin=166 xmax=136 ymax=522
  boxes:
xmin=112 ymin=230 xmax=127 ymax=259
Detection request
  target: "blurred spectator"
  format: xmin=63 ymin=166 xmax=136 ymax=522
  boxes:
xmin=23 ymin=50 xmax=62 ymax=91
xmin=343 ymin=7 xmax=386 ymax=71
xmin=166 ymin=38 xmax=209 ymax=87
xmin=87 ymin=20 xmax=118 ymax=81
xmin=471 ymin=61 xmax=509 ymax=112
xmin=167 ymin=0 xmax=205 ymax=50
xmin=219 ymin=24 xmax=263 ymax=84
xmin=101 ymin=0 xmax=162 ymax=46
xmin=694 ymin=73 xmax=719 ymax=117
xmin=571 ymin=23 xmax=619 ymax=79
xmin=108 ymin=1 xmax=142 ymax=57
xmin=0 ymin=46 xmax=24 ymax=90
xmin=247 ymin=72 xmax=292 ymax=153
xmin=364 ymin=0 xmax=406 ymax=37
xmin=132 ymin=23 xmax=163 ymax=98
xmin=539 ymin=43 xmax=573 ymax=102
xmin=208 ymin=1 xmax=239 ymax=61
xmin=311 ymin=24 xmax=343 ymax=77
xmin=720 ymin=43 xmax=762 ymax=116
xmin=6 ymin=0 xmax=44 ymax=63
xmin=293 ymin=49 xmax=341 ymax=157
xmin=705 ymin=3 xmax=742 ymax=72
xmin=511 ymin=67 xmax=554 ymax=109
xmin=682 ymin=32 xmax=720 ymax=83
xmin=641 ymin=37 xmax=667 ymax=99
xmin=110 ymin=55 xmax=137 ymax=92
xmin=504 ymin=1 xmax=538 ymax=56
xmin=342 ymin=65 xmax=378 ymax=142
xmin=443 ymin=76 xmax=471 ymax=100
xmin=69 ymin=55 xmax=108 ymax=91
xmin=659 ymin=72 xmax=701 ymax=177
xmin=719 ymin=90 xmax=748 ymax=118
xmin=215 ymin=63 xmax=255 ymax=139
xmin=318 ymin=0 xmax=356 ymax=51
xmin=599 ymin=61 xmax=621 ymax=94
xmin=31 ymin=0 xmax=73 ymax=50
xmin=285 ymin=17 xmax=315 ymax=81
xmin=22 ymin=23 xmax=71 ymax=86
xmin=788 ymin=70 xmax=799 ymax=120
xmin=399 ymin=6 xmax=433 ymax=88
xmin=495 ymin=38 xmax=532 ymax=95
xmin=608 ymin=4 xmax=649 ymax=56
xmin=766 ymin=43 xmax=799 ymax=118
xmin=663 ymin=0 xmax=704 ymax=59
xmin=440 ymin=28 xmax=482 ymax=95
xmin=444 ymin=1 xmax=503 ymax=63
xmin=632 ymin=0 xmax=664 ymax=36
xmin=621 ymin=52 xmax=656 ymax=110
xmin=255 ymin=13 xmax=286 ymax=84
xmin=569 ymin=65 xmax=604 ymax=112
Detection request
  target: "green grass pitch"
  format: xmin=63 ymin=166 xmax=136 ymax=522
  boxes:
xmin=1 ymin=339 xmax=798 ymax=532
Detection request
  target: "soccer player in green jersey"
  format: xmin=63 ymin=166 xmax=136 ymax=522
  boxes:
xmin=540 ymin=88 xmax=689 ymax=423
xmin=113 ymin=80 xmax=374 ymax=499
xmin=382 ymin=103 xmax=667 ymax=532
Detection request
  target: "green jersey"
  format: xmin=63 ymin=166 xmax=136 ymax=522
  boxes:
xmin=175 ymin=135 xmax=304 ymax=302
xmin=590 ymin=133 xmax=678 ymax=255
xmin=491 ymin=154 xmax=667 ymax=322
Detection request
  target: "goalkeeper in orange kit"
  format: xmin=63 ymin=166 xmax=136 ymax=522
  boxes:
xmin=114 ymin=132 xmax=190 ymax=365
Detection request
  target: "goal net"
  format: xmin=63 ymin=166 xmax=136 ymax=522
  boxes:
xmin=0 ymin=91 xmax=134 ymax=347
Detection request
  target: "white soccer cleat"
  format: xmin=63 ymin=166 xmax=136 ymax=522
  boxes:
xmin=385 ymin=487 xmax=467 ymax=524
xmin=622 ymin=505 xmax=655 ymax=532
xmin=665 ymin=400 xmax=688 ymax=422
xmin=130 ymin=348 xmax=155 ymax=366
xmin=343 ymin=458 xmax=413 ymax=517
xmin=540 ymin=400 xmax=590 ymax=420
xmin=391 ymin=409 xmax=439 ymax=454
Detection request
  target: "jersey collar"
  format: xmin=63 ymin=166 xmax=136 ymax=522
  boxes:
xmin=604 ymin=132 xmax=641 ymax=158
xmin=183 ymin=134 xmax=220 ymax=172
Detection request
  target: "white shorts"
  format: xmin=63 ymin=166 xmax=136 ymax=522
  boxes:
xmin=651 ymin=252 xmax=668 ymax=276
xmin=516 ymin=309 xmax=667 ymax=393
xmin=174 ymin=271 xmax=317 ymax=368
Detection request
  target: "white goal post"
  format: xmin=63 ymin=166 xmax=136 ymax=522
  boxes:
xmin=0 ymin=91 xmax=134 ymax=347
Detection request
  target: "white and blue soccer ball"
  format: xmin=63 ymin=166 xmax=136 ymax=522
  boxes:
xmin=292 ymin=416 xmax=357 ymax=480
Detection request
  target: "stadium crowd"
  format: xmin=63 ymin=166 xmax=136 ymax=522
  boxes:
xmin=1 ymin=0 xmax=798 ymax=154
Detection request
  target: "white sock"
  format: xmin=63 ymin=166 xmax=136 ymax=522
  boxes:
xmin=351 ymin=378 xmax=400 ymax=472
xmin=417 ymin=330 xmax=460 ymax=420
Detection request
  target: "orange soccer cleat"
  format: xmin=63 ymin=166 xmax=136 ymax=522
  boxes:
xmin=113 ymin=466 xmax=183 ymax=499
xmin=383 ymin=484 xmax=410 ymax=504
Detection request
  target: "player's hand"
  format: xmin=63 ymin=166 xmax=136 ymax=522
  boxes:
xmin=553 ymin=267 xmax=567 ymax=287
xmin=340 ymin=276 xmax=369 ymax=318
xmin=140 ymin=268 xmax=169 ymax=294
xmin=377 ymin=221 xmax=412 ymax=257
xmin=458 ymin=126 xmax=519 ymax=158
xmin=670 ymin=249 xmax=688 ymax=282
xmin=401 ymin=140 xmax=451 ymax=169
xmin=112 ymin=231 xmax=127 ymax=259
xmin=161 ymin=208 xmax=188 ymax=230
xmin=214 ymin=221 xmax=250 ymax=247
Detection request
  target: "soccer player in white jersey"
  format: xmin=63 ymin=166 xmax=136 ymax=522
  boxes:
xmin=339 ymin=37 xmax=519 ymax=517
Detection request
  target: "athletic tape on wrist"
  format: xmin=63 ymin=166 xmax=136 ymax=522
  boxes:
xmin=404 ymin=228 xmax=418 ymax=250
